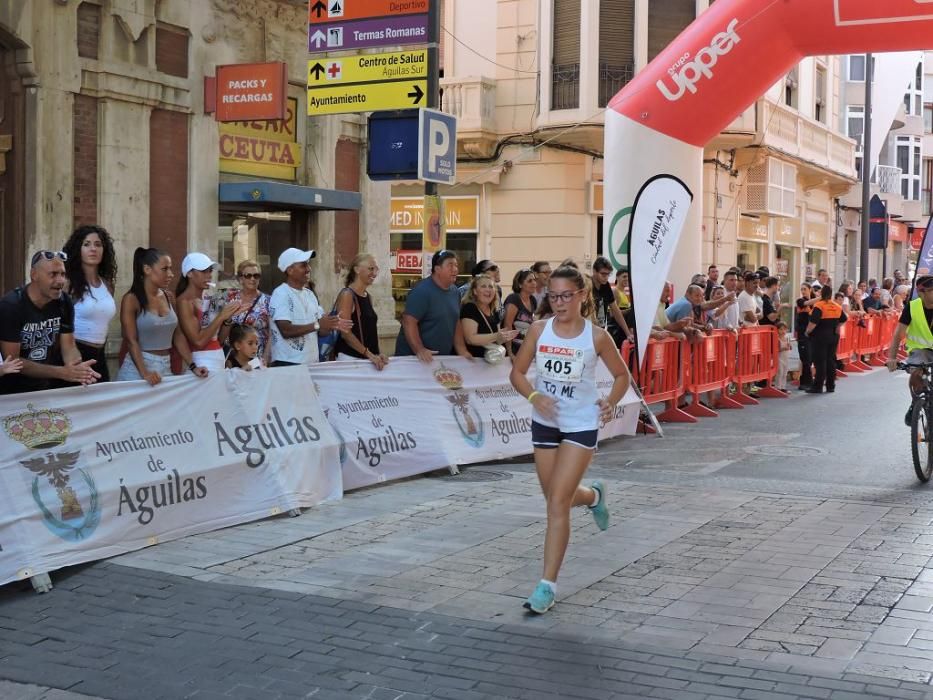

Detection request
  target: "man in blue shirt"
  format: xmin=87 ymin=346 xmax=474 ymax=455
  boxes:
xmin=396 ymin=250 xmax=472 ymax=362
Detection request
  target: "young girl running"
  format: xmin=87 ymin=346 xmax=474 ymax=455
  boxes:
xmin=510 ymin=265 xmax=630 ymax=614
xmin=226 ymin=323 xmax=263 ymax=371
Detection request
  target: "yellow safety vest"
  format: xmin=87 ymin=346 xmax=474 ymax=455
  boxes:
xmin=906 ymin=297 xmax=933 ymax=352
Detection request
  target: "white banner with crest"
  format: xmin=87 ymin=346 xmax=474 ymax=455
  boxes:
xmin=309 ymin=357 xmax=641 ymax=491
xmin=0 ymin=358 xmax=639 ymax=587
xmin=0 ymin=367 xmax=342 ymax=587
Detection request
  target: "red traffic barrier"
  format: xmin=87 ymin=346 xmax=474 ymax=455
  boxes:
xmin=731 ymin=326 xmax=787 ymax=404
xmin=683 ymin=331 xmax=743 ymax=418
xmin=622 ymin=337 xmax=694 ymax=424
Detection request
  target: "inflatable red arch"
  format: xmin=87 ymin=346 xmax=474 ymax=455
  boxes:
xmin=604 ymin=0 xmax=933 ymax=366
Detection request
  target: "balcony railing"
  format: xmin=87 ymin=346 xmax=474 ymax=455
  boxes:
xmin=875 ymin=164 xmax=902 ymax=195
xmin=438 ymin=76 xmax=497 ymax=157
xmin=551 ymin=63 xmax=579 ymax=111
xmin=439 ymin=76 xmax=496 ymax=133
xmin=598 ymin=62 xmax=634 ymax=108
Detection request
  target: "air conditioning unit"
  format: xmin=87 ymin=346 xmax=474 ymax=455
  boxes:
xmin=744 ymin=157 xmax=797 ymax=217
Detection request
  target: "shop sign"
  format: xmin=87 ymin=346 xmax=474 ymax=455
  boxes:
xmin=214 ymin=62 xmax=288 ymax=122
xmin=308 ymin=0 xmax=428 ymax=24
xmin=806 ymin=210 xmax=830 ymax=249
xmin=775 ymin=258 xmax=789 ymax=277
xmin=738 ymin=216 xmax=769 ymax=242
xmin=390 ymin=250 xmax=422 ymax=272
xmin=889 ymin=219 xmax=908 ymax=243
xmin=390 ymin=196 xmax=479 ymax=233
xmin=775 ymin=218 xmax=802 ymax=247
xmin=219 ymin=97 xmax=301 ymax=180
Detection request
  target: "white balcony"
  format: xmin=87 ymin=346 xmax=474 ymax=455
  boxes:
xmin=875 ymin=165 xmax=902 ymax=195
xmin=757 ymin=99 xmax=858 ymax=183
xmin=439 ymin=76 xmax=497 ymax=158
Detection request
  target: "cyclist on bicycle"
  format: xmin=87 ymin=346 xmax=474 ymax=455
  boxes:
xmin=886 ymin=275 xmax=933 ymax=425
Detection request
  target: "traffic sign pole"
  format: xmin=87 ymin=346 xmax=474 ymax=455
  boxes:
xmin=425 ymin=0 xmax=439 ymax=200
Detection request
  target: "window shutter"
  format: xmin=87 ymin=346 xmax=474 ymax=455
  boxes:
xmin=598 ymin=0 xmax=635 ymax=106
xmin=552 ymin=0 xmax=580 ymax=67
xmin=647 ymin=0 xmax=694 ymax=63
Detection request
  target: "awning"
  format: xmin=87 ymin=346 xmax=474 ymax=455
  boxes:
xmin=218 ymin=181 xmax=361 ymax=211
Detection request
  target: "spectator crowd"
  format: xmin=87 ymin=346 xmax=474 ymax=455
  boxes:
xmin=0 ymin=224 xmax=906 ymax=399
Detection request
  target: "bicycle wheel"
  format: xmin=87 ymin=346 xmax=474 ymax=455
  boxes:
xmin=910 ymin=398 xmax=933 ymax=483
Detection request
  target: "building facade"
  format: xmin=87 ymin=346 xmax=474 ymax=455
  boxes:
xmin=837 ymin=54 xmax=923 ymax=286
xmin=0 ymin=0 xmax=395 ymax=355
xmin=394 ymin=0 xmax=857 ymax=309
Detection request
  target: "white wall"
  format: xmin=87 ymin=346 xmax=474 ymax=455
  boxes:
xmin=449 ymin=0 xmax=497 ymax=77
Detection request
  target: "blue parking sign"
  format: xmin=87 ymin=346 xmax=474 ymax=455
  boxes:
xmin=418 ymin=108 xmax=457 ymax=185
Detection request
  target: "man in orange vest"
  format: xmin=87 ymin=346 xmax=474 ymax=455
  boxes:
xmin=804 ymin=283 xmax=847 ymax=394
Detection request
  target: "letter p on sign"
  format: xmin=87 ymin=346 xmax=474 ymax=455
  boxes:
xmin=418 ymin=108 xmax=457 ymax=185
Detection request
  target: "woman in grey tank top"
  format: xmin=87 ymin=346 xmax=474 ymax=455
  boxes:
xmin=116 ymin=248 xmax=207 ymax=385
xmin=509 ymin=265 xmax=631 ymax=615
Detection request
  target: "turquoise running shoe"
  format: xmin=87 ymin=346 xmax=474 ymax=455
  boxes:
xmin=589 ymin=481 xmax=609 ymax=531
xmin=523 ymin=582 xmax=555 ymax=614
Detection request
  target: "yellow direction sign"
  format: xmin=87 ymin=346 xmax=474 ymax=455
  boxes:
xmin=307 ymin=80 xmax=426 ymax=116
xmin=307 ymin=50 xmax=428 ymax=86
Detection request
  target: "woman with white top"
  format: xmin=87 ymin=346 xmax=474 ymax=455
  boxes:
xmin=509 ymin=265 xmax=630 ymax=615
xmin=117 ymin=248 xmax=207 ymax=385
xmin=175 ymin=253 xmax=244 ymax=373
xmin=63 ymin=225 xmax=118 ymax=382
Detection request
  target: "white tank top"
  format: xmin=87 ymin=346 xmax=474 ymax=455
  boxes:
xmin=73 ymin=283 xmax=116 ymax=344
xmin=533 ymin=317 xmax=599 ymax=432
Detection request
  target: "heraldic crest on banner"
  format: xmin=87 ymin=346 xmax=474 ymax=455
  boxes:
xmin=3 ymin=404 xmax=101 ymax=542
xmin=433 ymin=364 xmax=485 ymax=448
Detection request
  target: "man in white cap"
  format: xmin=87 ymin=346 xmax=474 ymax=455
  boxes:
xmin=269 ymin=248 xmax=351 ymax=366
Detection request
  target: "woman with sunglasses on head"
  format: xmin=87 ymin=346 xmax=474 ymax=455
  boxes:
xmin=117 ymin=248 xmax=208 ymax=384
xmin=509 ymin=265 xmax=630 ymax=614
xmin=460 ymin=274 xmax=519 ymax=359
xmin=334 ymin=253 xmax=390 ymax=370
xmin=218 ymin=260 xmax=272 ymax=367
xmin=62 ymin=225 xmax=118 ymax=382
xmin=503 ymin=268 xmax=538 ymax=355
xmin=175 ymin=253 xmax=246 ymax=373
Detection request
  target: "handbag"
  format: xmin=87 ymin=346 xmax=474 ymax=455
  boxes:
xmin=478 ymin=306 xmax=507 ymax=365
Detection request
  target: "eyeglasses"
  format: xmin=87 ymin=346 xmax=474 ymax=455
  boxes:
xmin=546 ymin=290 xmax=582 ymax=303
xmin=240 ymin=273 xmax=261 ymax=280
xmin=31 ymin=250 xmax=67 ymax=266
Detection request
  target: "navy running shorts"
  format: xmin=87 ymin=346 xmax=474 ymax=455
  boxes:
xmin=531 ymin=420 xmax=598 ymax=450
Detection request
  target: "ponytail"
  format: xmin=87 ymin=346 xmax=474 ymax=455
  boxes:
xmin=130 ymin=247 xmax=166 ymax=311
xmin=175 ymin=275 xmax=190 ymax=297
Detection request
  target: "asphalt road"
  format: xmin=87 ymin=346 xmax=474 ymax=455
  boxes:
xmin=4 ymin=366 xmax=933 ymax=700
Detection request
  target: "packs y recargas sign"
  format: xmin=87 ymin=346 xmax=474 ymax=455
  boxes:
xmin=215 ymin=62 xmax=287 ymax=122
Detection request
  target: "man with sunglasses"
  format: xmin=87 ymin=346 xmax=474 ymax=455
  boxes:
xmin=0 ymin=250 xmax=100 ymax=394
xmin=887 ymin=275 xmax=933 ymax=425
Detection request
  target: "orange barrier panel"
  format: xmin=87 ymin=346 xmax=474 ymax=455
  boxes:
xmin=731 ymin=326 xmax=787 ymax=404
xmin=837 ymin=317 xmax=860 ymax=374
xmin=622 ymin=337 xmax=694 ymax=424
xmin=683 ymin=331 xmax=743 ymax=418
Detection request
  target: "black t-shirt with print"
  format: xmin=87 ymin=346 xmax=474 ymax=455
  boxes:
xmin=593 ymin=282 xmax=616 ymax=328
xmin=0 ymin=286 xmax=75 ymax=394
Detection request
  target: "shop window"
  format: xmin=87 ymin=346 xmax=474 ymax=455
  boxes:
xmin=217 ymin=210 xmax=309 ymax=292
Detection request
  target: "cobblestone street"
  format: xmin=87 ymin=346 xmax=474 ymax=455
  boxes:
xmin=4 ymin=368 xmax=933 ymax=699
